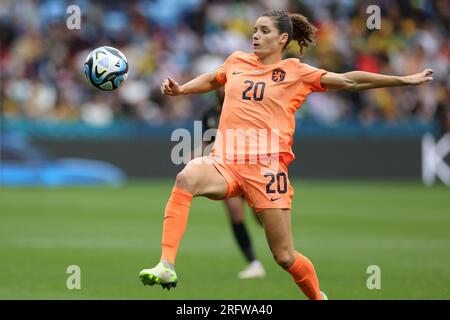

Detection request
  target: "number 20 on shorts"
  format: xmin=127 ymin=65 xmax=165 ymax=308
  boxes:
xmin=264 ymin=172 xmax=287 ymax=194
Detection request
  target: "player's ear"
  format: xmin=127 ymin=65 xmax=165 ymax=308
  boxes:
xmin=279 ymin=33 xmax=289 ymax=47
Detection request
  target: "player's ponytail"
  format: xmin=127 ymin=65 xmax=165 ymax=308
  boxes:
xmin=289 ymin=13 xmax=317 ymax=56
xmin=262 ymin=10 xmax=317 ymax=56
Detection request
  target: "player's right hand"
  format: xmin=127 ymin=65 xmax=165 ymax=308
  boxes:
xmin=161 ymin=76 xmax=181 ymax=96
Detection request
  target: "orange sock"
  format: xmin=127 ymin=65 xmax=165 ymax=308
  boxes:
xmin=287 ymin=252 xmax=322 ymax=300
xmin=160 ymin=186 xmax=193 ymax=265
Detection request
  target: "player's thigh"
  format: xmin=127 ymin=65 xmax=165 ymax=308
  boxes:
xmin=176 ymin=156 xmax=228 ymax=198
xmin=258 ymin=208 xmax=295 ymax=258
xmin=224 ymin=196 xmax=245 ymax=223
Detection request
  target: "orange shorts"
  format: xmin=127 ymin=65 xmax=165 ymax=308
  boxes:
xmin=208 ymin=154 xmax=294 ymax=213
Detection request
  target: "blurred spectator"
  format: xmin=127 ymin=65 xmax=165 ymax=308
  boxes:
xmin=0 ymin=0 xmax=448 ymax=132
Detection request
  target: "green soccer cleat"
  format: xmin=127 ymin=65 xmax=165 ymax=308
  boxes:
xmin=320 ymin=291 xmax=329 ymax=300
xmin=139 ymin=261 xmax=178 ymax=290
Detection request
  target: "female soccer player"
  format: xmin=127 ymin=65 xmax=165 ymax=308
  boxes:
xmin=139 ymin=10 xmax=433 ymax=299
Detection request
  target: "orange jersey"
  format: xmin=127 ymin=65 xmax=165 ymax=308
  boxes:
xmin=212 ymin=51 xmax=327 ymax=165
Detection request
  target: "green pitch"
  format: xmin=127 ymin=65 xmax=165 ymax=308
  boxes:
xmin=0 ymin=180 xmax=449 ymax=299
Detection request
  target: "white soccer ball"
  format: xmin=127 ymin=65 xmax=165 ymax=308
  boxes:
xmin=84 ymin=46 xmax=129 ymax=91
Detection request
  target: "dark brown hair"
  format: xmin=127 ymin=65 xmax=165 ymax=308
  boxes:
xmin=262 ymin=10 xmax=317 ymax=55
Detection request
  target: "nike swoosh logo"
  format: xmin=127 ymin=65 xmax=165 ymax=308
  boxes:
xmin=94 ymin=66 xmax=107 ymax=80
xmin=270 ymin=197 xmax=282 ymax=202
xmin=232 ymin=71 xmax=244 ymax=75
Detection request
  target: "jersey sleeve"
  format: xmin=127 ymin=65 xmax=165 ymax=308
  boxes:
xmin=297 ymin=63 xmax=328 ymax=92
xmin=214 ymin=52 xmax=235 ymax=84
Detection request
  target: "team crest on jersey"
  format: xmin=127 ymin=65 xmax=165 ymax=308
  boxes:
xmin=272 ymin=68 xmax=286 ymax=82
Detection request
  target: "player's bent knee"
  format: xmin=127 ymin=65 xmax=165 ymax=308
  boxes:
xmin=273 ymin=251 xmax=296 ymax=270
xmin=228 ymin=208 xmax=243 ymax=223
xmin=175 ymin=157 xmax=228 ymax=198
xmin=175 ymin=164 xmax=209 ymax=196
xmin=175 ymin=170 xmax=196 ymax=194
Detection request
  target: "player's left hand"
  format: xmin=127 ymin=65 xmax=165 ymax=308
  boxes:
xmin=403 ymin=69 xmax=434 ymax=86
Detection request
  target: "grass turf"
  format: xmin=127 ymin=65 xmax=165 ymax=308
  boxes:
xmin=0 ymin=180 xmax=449 ymax=299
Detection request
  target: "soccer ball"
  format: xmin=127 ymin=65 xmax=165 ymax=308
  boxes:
xmin=84 ymin=46 xmax=128 ymax=91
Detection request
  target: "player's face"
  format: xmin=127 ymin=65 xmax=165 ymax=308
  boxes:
xmin=252 ymin=17 xmax=288 ymax=58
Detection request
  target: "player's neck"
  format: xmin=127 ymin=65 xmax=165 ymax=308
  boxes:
xmin=257 ymin=52 xmax=282 ymax=65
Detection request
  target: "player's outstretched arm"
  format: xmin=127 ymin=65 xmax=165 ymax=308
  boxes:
xmin=161 ymin=72 xmax=223 ymax=96
xmin=321 ymin=69 xmax=433 ymax=91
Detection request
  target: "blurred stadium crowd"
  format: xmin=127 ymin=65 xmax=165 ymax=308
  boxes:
xmin=1 ymin=0 xmax=449 ymax=132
